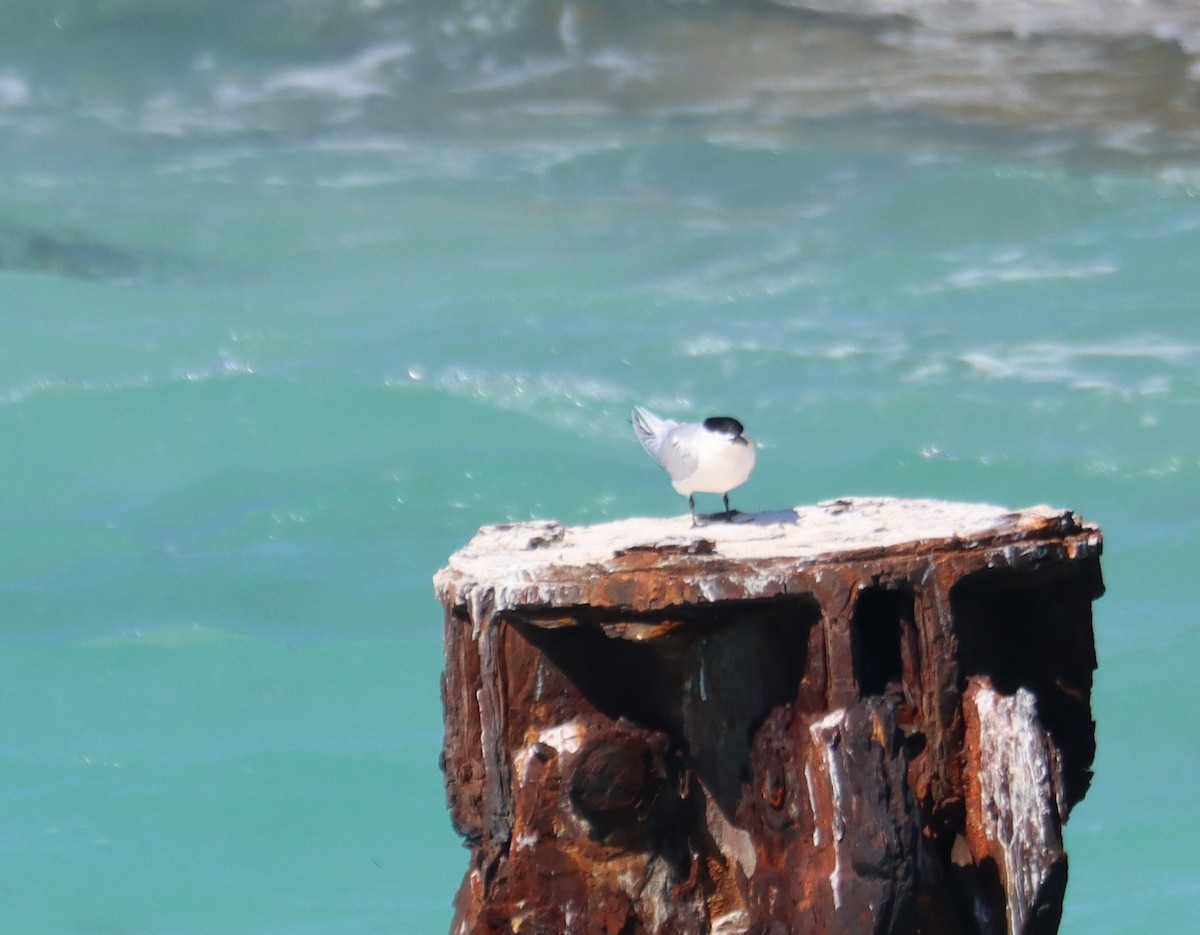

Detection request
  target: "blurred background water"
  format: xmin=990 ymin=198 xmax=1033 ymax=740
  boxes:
xmin=1 ymin=1 xmax=1198 ymax=931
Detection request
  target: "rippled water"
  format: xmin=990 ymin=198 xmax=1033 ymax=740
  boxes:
xmin=2 ymin=1 xmax=1199 ymax=931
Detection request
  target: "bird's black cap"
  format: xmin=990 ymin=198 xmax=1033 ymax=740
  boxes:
xmin=703 ymin=416 xmax=745 ymax=436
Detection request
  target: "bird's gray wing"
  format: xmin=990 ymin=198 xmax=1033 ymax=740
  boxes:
xmin=632 ymin=407 xmax=696 ymax=477
xmin=655 ymin=426 xmax=699 ymax=479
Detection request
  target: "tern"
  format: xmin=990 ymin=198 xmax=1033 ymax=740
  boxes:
xmin=631 ymin=406 xmax=756 ymax=526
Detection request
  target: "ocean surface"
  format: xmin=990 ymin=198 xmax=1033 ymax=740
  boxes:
xmin=2 ymin=1 xmax=1198 ymax=931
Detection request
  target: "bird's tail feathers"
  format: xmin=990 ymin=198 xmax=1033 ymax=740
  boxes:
xmin=631 ymin=406 xmax=673 ymax=456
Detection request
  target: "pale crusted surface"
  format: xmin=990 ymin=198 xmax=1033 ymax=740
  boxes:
xmin=969 ymin=683 xmax=1064 ymax=935
xmin=433 ymin=496 xmax=1092 ymax=611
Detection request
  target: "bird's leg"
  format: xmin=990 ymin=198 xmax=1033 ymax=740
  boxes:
xmin=723 ymin=492 xmax=732 ymax=521
xmin=689 ymin=494 xmax=699 ymax=527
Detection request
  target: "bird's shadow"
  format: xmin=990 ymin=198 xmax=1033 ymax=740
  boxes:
xmin=694 ymin=508 xmax=800 ymax=527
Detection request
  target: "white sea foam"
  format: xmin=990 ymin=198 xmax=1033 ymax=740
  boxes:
xmin=682 ymin=336 xmax=741 ymax=357
xmin=957 ymin=337 xmax=1198 ymax=394
xmin=388 ymin=365 xmax=631 ymax=434
xmin=122 ymin=42 xmax=414 ymax=139
xmin=0 ymin=70 xmax=30 ymax=108
xmin=461 ymin=56 xmax=573 ymax=94
xmin=175 ymin=351 xmax=257 ymax=383
xmin=12 ymin=0 xmax=1196 ymax=171
xmin=945 ymin=261 xmax=1118 ymax=289
xmin=1 ymin=352 xmax=257 ymax=408
xmin=155 ymin=145 xmax=262 ymax=175
xmin=260 ymin=42 xmax=413 ymax=101
xmin=136 ymin=91 xmax=251 ymax=138
xmin=781 ymin=0 xmax=1200 ymax=53
xmin=302 ymin=135 xmax=414 ymax=155
xmin=314 ymin=171 xmax=403 ymax=189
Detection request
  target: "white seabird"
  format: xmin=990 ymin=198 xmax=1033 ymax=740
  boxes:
xmin=631 ymin=406 xmax=756 ymax=526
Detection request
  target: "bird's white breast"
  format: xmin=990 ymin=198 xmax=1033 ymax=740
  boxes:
xmin=670 ymin=433 xmax=756 ymax=496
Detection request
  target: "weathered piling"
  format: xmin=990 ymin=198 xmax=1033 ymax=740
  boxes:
xmin=434 ymin=497 xmax=1102 ymax=934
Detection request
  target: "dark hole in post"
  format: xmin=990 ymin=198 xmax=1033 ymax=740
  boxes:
xmin=851 ymin=586 xmax=914 ymax=697
xmin=950 ymin=559 xmax=1100 ymax=807
xmin=511 ymin=596 xmax=819 ymax=819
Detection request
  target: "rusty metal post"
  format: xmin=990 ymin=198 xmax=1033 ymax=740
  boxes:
xmin=434 ymin=498 xmax=1102 ymax=935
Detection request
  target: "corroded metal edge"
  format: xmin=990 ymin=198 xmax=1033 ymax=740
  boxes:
xmin=434 ymin=497 xmax=1102 ymax=620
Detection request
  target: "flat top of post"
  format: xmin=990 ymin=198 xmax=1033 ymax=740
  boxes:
xmin=433 ymin=497 xmax=1101 ymax=614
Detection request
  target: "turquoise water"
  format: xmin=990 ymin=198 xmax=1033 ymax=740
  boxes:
xmin=2 ymin=2 xmax=1199 ymax=931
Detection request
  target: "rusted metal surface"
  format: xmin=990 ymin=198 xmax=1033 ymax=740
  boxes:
xmin=435 ymin=498 xmax=1102 ymax=934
